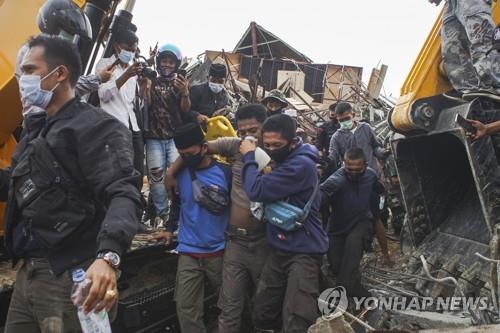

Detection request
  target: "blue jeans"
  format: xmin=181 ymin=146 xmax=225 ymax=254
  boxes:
xmin=146 ymin=139 xmax=179 ymax=217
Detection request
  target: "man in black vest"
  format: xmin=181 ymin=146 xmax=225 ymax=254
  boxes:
xmin=1 ymin=34 xmax=141 ymax=332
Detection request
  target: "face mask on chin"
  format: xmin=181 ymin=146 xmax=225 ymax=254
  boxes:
xmin=160 ymin=67 xmax=175 ymax=78
xmin=19 ymin=66 xmax=60 ymax=113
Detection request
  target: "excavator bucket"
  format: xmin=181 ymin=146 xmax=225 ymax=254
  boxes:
xmin=392 ymin=99 xmax=500 ymax=282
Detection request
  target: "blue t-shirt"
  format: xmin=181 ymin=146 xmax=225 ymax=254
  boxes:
xmin=168 ymin=162 xmax=231 ymax=254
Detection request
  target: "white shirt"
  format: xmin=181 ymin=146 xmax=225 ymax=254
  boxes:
xmin=96 ymin=55 xmax=139 ymax=131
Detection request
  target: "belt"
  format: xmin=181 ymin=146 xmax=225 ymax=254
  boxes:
xmin=226 ymin=224 xmax=266 ymax=238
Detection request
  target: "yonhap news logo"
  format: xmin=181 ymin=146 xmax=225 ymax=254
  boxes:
xmin=318 ymin=286 xmax=348 ymax=317
xmin=317 ymin=287 xmax=492 ymax=315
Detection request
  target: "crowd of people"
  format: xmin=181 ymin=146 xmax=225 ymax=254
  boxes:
xmin=3 ymin=0 xmax=500 ymax=333
xmin=0 ymin=25 xmax=397 ymax=332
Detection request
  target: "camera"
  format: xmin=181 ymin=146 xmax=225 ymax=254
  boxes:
xmin=137 ymin=56 xmax=157 ymax=80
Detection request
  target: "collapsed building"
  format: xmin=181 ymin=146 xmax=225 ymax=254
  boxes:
xmin=186 ymin=21 xmax=393 ymax=141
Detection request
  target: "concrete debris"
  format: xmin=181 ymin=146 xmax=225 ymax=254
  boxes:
xmin=307 ymin=315 xmax=355 ymax=333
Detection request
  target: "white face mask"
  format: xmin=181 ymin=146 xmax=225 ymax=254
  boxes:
xmin=209 ymin=82 xmax=224 ymax=94
xmin=118 ymin=49 xmax=135 ymax=64
xmin=340 ymin=119 xmax=354 ymax=130
xmin=19 ymin=66 xmax=60 ymax=114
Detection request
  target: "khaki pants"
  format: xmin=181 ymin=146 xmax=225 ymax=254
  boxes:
xmin=218 ymin=235 xmax=269 ymax=333
xmin=175 ymin=254 xmax=223 ymax=333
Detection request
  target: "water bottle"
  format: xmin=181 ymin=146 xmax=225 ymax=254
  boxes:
xmin=71 ymin=269 xmax=112 ymax=333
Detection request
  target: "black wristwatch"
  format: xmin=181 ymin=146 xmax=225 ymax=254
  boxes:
xmin=97 ymin=251 xmax=121 ymax=269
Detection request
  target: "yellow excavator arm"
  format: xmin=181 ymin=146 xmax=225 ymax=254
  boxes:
xmin=391 ymin=2 xmax=500 ymax=132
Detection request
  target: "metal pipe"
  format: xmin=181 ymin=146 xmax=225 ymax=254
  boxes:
xmin=420 ymin=255 xmax=481 ymax=324
xmin=123 ymin=0 xmax=136 ymax=12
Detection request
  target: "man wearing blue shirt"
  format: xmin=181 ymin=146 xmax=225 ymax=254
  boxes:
xmin=155 ymin=123 xmax=231 ymax=332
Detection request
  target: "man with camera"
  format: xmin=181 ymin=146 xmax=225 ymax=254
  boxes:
xmin=140 ymin=43 xmax=194 ymax=228
xmin=96 ymin=29 xmax=148 ymax=179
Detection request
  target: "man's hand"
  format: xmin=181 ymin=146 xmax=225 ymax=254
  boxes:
xmin=173 ymin=75 xmax=189 ymax=96
xmin=467 ymin=119 xmax=488 ymax=141
xmin=153 ymin=231 xmax=174 ymax=245
xmin=83 ymin=259 xmax=117 ymax=315
xmin=197 ymin=114 xmax=209 ymax=125
xmin=124 ymin=61 xmax=141 ymax=80
xmin=138 ymin=76 xmax=152 ymax=89
xmin=165 ymin=172 xmax=178 ymax=199
xmin=98 ymin=65 xmax=115 ymax=83
xmin=148 ymin=43 xmax=158 ymax=66
xmin=383 ymin=149 xmax=392 ymax=156
xmin=212 ymin=107 xmax=230 ymax=117
xmin=240 ymin=138 xmax=257 ymax=155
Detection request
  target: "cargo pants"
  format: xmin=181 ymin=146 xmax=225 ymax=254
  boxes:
xmin=174 ymin=254 xmax=223 ymax=333
xmin=328 ymin=220 xmax=373 ymax=298
xmin=252 ymin=250 xmax=322 ymax=333
xmin=217 ymin=227 xmax=269 ymax=333
xmin=441 ymin=0 xmax=500 ymax=92
xmin=4 ymin=258 xmax=116 ymax=333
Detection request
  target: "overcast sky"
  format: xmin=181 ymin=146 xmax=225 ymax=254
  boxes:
xmin=129 ymin=0 xmax=442 ymax=99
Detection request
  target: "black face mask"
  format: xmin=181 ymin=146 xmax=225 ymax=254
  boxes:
xmin=265 ymin=144 xmax=291 ymax=163
xmin=183 ymin=152 xmax=205 ymax=169
xmin=346 ymin=171 xmax=365 ymax=182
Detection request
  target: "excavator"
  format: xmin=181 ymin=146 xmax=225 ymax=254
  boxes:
xmin=387 ymin=0 xmax=500 ymax=321
xmin=0 ymin=1 xmax=225 ymax=332
xmin=3 ymin=0 xmax=500 ymax=332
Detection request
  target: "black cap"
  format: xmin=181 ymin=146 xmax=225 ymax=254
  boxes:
xmin=174 ymin=123 xmax=205 ymax=149
xmin=209 ymin=63 xmax=227 ymax=78
xmin=487 ymin=24 xmax=500 ymax=55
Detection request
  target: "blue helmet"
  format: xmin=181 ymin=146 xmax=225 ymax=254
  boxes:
xmin=156 ymin=43 xmax=182 ymax=69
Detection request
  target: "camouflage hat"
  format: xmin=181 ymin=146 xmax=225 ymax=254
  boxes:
xmin=262 ymin=89 xmax=288 ymax=107
xmin=487 ymin=24 xmax=500 ymax=55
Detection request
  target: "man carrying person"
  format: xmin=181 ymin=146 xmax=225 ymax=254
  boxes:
xmin=96 ymin=29 xmax=148 ymax=178
xmin=316 ymin=102 xmax=340 ymax=156
xmin=320 ymin=148 xmax=385 ymax=298
xmin=166 ymin=104 xmax=269 ymax=332
xmin=261 ymin=89 xmax=289 ymax=118
xmin=240 ymin=114 xmax=328 ymax=333
xmin=155 ymin=123 xmax=231 ymax=333
xmin=141 ymin=43 xmax=191 ymax=228
xmin=189 ymin=63 xmax=232 ymax=118
xmin=2 ymin=34 xmax=141 ymax=332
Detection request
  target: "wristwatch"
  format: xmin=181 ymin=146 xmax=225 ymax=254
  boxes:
xmin=97 ymin=251 xmax=121 ymax=269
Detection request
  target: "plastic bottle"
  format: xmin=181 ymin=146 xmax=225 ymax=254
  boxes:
xmin=71 ymin=268 xmax=112 ymax=333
